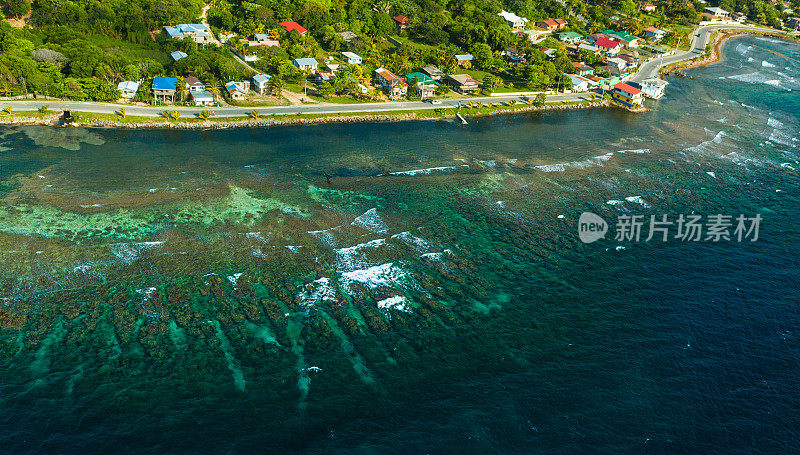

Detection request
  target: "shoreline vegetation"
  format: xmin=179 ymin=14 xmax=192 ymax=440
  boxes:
xmin=0 ymin=29 xmax=794 ymax=130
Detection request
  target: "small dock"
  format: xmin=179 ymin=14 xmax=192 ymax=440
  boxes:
xmin=456 ymin=113 xmax=468 ymax=125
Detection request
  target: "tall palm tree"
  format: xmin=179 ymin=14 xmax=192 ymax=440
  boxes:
xmin=175 ymin=76 xmax=186 ymax=104
xmin=118 ymin=108 xmax=126 ymax=118
xmin=206 ymin=77 xmax=222 ymax=104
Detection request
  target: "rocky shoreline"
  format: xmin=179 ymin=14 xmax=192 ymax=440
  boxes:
xmin=0 ymin=100 xmax=610 ymax=130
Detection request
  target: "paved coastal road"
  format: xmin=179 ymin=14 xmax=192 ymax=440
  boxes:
xmin=631 ymin=23 xmax=778 ymax=82
xmin=1 ymin=24 xmax=783 ymax=118
xmin=3 ymin=93 xmax=594 ymax=118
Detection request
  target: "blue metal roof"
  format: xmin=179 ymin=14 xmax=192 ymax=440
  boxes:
xmin=293 ymin=58 xmax=319 ymax=66
xmin=152 ymin=77 xmax=177 ymax=91
xmin=171 ymin=51 xmax=188 ymax=61
xmin=253 ymin=73 xmax=272 ymax=85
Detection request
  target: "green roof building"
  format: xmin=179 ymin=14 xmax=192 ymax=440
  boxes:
xmin=557 ymin=31 xmax=583 ymax=43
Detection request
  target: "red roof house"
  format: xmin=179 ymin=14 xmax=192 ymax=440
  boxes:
xmin=280 ymin=21 xmax=307 ymax=34
xmin=393 ymin=15 xmax=409 ymax=30
xmin=594 ymin=36 xmax=620 ymax=53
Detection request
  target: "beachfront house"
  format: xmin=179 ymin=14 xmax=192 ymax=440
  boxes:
xmin=572 ymin=62 xmax=595 ymax=76
xmin=446 ymin=74 xmax=481 ymax=94
xmin=732 ymin=12 xmax=747 ymax=23
xmin=557 ymin=31 xmax=583 ymax=44
xmin=405 ymin=72 xmax=439 ymax=98
xmin=117 ymin=81 xmax=139 ymax=99
xmin=611 ymin=82 xmax=643 ymax=107
xmin=171 ymin=51 xmax=188 ymax=62
xmin=184 ymin=76 xmax=205 ymax=93
xmin=643 ymin=26 xmax=666 ymax=41
xmin=280 ymin=21 xmax=307 ymax=35
xmin=152 ymin=77 xmax=177 ymax=102
xmin=163 ymin=24 xmax=212 ymax=44
xmin=498 ymin=10 xmax=529 ymax=31
xmin=191 ymin=90 xmax=215 ymax=106
xmin=292 ymin=58 xmax=319 ymax=71
xmin=422 ymin=65 xmax=446 ymax=81
xmin=341 ymin=52 xmax=362 ymax=65
xmin=455 ymin=54 xmax=476 ymax=66
xmin=565 ymin=73 xmax=593 ymax=92
xmin=252 ymin=73 xmax=272 ymax=94
xmin=702 ymin=6 xmax=730 ymax=20
xmin=374 ymin=67 xmax=408 ymax=99
xmin=637 ymin=78 xmax=668 ymax=99
xmin=225 ymin=81 xmax=250 ymax=100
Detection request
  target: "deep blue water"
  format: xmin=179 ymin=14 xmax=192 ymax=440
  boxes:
xmin=0 ymin=35 xmax=798 ymax=454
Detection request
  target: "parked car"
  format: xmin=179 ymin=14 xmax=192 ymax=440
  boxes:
xmin=431 ymin=99 xmax=442 ymax=105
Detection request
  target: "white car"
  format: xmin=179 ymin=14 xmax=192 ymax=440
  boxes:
xmin=431 ymin=99 xmax=442 ymax=105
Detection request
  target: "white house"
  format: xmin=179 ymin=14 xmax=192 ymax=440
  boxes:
xmin=341 ymin=51 xmax=362 ymax=65
xmin=163 ymin=24 xmax=212 ymax=44
xmin=292 ymin=57 xmax=319 ymax=71
xmin=252 ymin=73 xmax=272 ymax=94
xmin=184 ymin=76 xmax=205 ymax=92
xmin=498 ymin=10 xmax=529 ymax=31
xmin=117 ymin=81 xmax=139 ymax=99
xmin=191 ymin=90 xmax=215 ymax=106
xmin=638 ymin=78 xmax=668 ymax=99
xmin=565 ymin=73 xmax=593 ymax=92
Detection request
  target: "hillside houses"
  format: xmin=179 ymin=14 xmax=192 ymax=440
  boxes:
xmin=535 ymin=18 xmax=567 ymax=31
xmin=405 ymin=72 xmax=439 ymax=98
xmin=280 ymin=21 xmax=307 ymax=35
xmin=498 ymin=10 xmax=529 ymax=31
xmin=253 ymin=74 xmax=272 ymax=94
xmin=225 ymin=81 xmax=250 ymax=100
xmin=163 ymin=24 xmax=212 ymax=44
xmin=341 ymin=52 xmax=362 ymax=64
xmin=152 ymin=77 xmax=177 ymax=102
xmin=643 ymin=26 xmax=666 ymax=41
xmin=293 ymin=58 xmax=319 ymax=71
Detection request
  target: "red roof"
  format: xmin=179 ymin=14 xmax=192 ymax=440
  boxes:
xmin=595 ymin=37 xmax=620 ymax=49
xmin=644 ymin=26 xmax=663 ymax=33
xmin=393 ymin=15 xmax=409 ymax=24
xmin=540 ymin=19 xmax=558 ymax=27
xmin=613 ymin=82 xmax=642 ymax=95
xmin=280 ymin=21 xmax=307 ymax=34
xmin=554 ymin=18 xmax=567 ymax=25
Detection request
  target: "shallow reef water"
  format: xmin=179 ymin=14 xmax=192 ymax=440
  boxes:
xmin=0 ymin=36 xmax=799 ymax=454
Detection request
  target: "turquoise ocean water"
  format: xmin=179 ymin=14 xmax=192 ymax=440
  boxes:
xmin=0 ymin=35 xmax=798 ymax=454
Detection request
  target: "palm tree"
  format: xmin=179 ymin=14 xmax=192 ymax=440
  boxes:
xmin=175 ymin=76 xmax=186 ymax=104
xmin=2 ymin=106 xmax=12 ymax=115
xmin=206 ymin=77 xmax=222 ymax=104
xmin=170 ymin=110 xmax=181 ymax=120
xmin=249 ymin=109 xmax=260 ymax=119
xmin=38 ymin=105 xmax=48 ymax=113
xmin=198 ymin=110 xmax=211 ymax=120
xmin=118 ymin=108 xmax=126 ymax=118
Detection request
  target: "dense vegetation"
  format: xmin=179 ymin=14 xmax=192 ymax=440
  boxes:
xmin=0 ymin=0 xmax=792 ymax=102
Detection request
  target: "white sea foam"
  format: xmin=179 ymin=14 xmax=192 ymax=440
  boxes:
xmin=376 ymin=295 xmax=410 ymax=312
xmin=762 ymin=61 xmax=776 ymax=68
xmin=335 ymin=238 xmax=387 ymax=271
xmin=390 ymin=166 xmax=458 ymax=176
xmin=298 ymin=277 xmax=338 ymax=310
xmin=351 ymin=208 xmax=388 ymax=233
xmin=706 ymin=171 xmax=716 ymax=178
xmin=285 ymin=245 xmax=302 ymax=252
xmin=135 ymin=287 xmax=157 ymax=299
xmin=79 ymin=204 xmax=103 ymax=208
xmin=606 ymin=199 xmax=624 ymax=206
xmin=339 ymin=262 xmax=409 ymax=292
xmin=391 ymin=231 xmax=431 ymax=252
xmin=536 ymin=152 xmax=614 ymax=172
xmin=616 ymin=149 xmax=650 ymax=154
xmin=227 ymin=273 xmax=243 ymax=286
